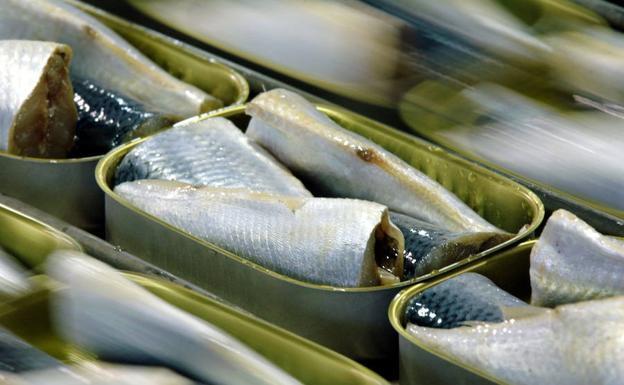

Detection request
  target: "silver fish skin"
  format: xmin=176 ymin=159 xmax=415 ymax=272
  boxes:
xmin=0 ymin=40 xmax=76 ymax=158
xmin=115 ymin=179 xmax=404 ymax=286
xmin=3 ymin=364 xmax=193 ymax=385
xmin=407 ymin=293 xmax=624 ymax=385
xmin=245 ymin=88 xmax=500 ymax=233
xmin=530 ymin=209 xmax=624 ymax=307
xmin=0 ymin=248 xmax=30 ymax=298
xmin=115 ymin=117 xmax=311 ymax=197
xmin=404 ymin=273 xmax=526 ymax=328
xmin=47 ymin=250 xmax=304 ymax=385
xmin=391 ymin=212 xmax=512 ymax=279
xmin=0 ymin=0 xmax=220 ymax=117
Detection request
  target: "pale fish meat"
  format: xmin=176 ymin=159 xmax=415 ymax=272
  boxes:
xmin=245 ymin=88 xmax=501 ymax=233
xmin=71 ymin=77 xmax=177 ymax=157
xmin=0 ymin=0 xmax=220 ymax=117
xmin=115 ymin=117 xmax=311 ymax=197
xmin=114 ymin=179 xmax=404 ymax=286
xmin=0 ymin=327 xmax=60 ymax=373
xmin=3 ymin=364 xmax=193 ymax=385
xmin=0 ymin=247 xmax=30 ymax=298
xmin=47 ymin=250 xmax=304 ymax=385
xmin=406 ymin=273 xmax=624 ymax=385
xmin=0 ymin=40 xmax=76 ymax=158
xmin=391 ymin=212 xmax=512 ymax=280
xmin=530 ymin=209 xmax=624 ymax=307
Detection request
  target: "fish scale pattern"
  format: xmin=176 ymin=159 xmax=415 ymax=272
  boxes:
xmin=114 ymin=117 xmax=311 ymax=198
xmin=406 ymin=273 xmax=525 ymax=328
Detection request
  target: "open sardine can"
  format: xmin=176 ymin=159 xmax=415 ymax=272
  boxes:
xmin=389 ymin=241 xmax=534 ymax=385
xmin=0 ymin=272 xmax=390 ymax=385
xmin=96 ymin=104 xmax=544 ymax=364
xmin=0 ymin=202 xmax=82 ymax=270
xmin=0 ymin=2 xmax=248 ymax=233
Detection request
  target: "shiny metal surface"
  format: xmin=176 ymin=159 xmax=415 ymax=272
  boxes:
xmin=0 ymin=1 xmax=249 ymax=233
xmin=97 ymin=105 xmax=543 ymax=361
xmin=0 ymin=202 xmax=82 ymax=268
xmin=389 ymin=241 xmax=533 ymax=385
xmin=0 ymin=274 xmax=389 ymax=385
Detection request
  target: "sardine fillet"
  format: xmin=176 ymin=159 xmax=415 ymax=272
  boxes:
xmin=115 ymin=117 xmax=311 ymax=197
xmin=8 ymin=364 xmax=193 ymax=385
xmin=0 ymin=0 xmax=220 ymax=117
xmin=405 ymin=273 xmax=526 ymax=328
xmin=0 ymin=40 xmax=76 ymax=158
xmin=115 ymin=179 xmax=404 ymax=287
xmin=245 ymin=89 xmax=500 ymax=233
xmin=530 ymin=209 xmax=624 ymax=307
xmin=407 ymin=295 xmax=624 ymax=385
xmin=48 ymin=251 xmax=303 ymax=385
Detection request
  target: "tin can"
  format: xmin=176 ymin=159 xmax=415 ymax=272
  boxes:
xmin=0 ymin=1 xmax=249 ymax=233
xmin=0 ymin=203 xmax=81 ymax=268
xmin=0 ymin=273 xmax=389 ymax=385
xmin=96 ymin=105 xmax=543 ymax=361
xmin=389 ymin=241 xmax=533 ymax=385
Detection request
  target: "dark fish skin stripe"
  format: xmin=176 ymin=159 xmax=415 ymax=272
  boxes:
xmin=405 ymin=281 xmax=504 ymax=329
xmin=404 ymin=273 xmax=526 ymax=329
xmin=70 ymin=77 xmax=176 ymax=157
xmin=390 ymin=212 xmax=511 ymax=280
xmin=0 ymin=328 xmax=60 ymax=372
xmin=390 ymin=212 xmax=459 ymax=279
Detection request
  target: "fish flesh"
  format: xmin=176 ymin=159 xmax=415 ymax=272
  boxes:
xmin=47 ymin=250 xmax=304 ymax=385
xmin=115 ymin=179 xmax=404 ymax=286
xmin=0 ymin=40 xmax=76 ymax=158
xmin=437 ymin=83 xmax=624 ymax=211
xmin=530 ymin=209 xmax=624 ymax=307
xmin=405 ymin=273 xmax=526 ymax=328
xmin=0 ymin=0 xmax=220 ymax=117
xmin=115 ymin=117 xmax=311 ymax=197
xmin=245 ymin=88 xmax=501 ymax=233
xmin=0 ymin=327 xmax=60 ymax=373
xmin=0 ymin=247 xmax=30 ymax=298
xmin=3 ymin=364 xmax=193 ymax=385
xmin=406 ymin=273 xmax=624 ymax=385
xmin=391 ymin=212 xmax=512 ymax=279
xmin=71 ymin=77 xmax=177 ymax=157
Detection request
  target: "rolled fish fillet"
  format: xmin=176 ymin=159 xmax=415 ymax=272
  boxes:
xmin=0 ymin=0 xmax=220 ymax=117
xmin=530 ymin=209 xmax=624 ymax=307
xmin=0 ymin=247 xmax=31 ymax=298
xmin=406 ymin=273 xmax=624 ymax=385
xmin=115 ymin=117 xmax=311 ymax=197
xmin=71 ymin=76 xmax=178 ymax=156
xmin=0 ymin=40 xmax=76 ymax=158
xmin=391 ymin=212 xmax=512 ymax=280
xmin=3 ymin=364 xmax=193 ymax=385
xmin=115 ymin=179 xmax=404 ymax=286
xmin=48 ymin=250 xmax=304 ymax=385
xmin=245 ymin=88 xmax=501 ymax=233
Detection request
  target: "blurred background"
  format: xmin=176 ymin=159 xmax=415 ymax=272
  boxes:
xmin=88 ymin=0 xmax=624 ymax=227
